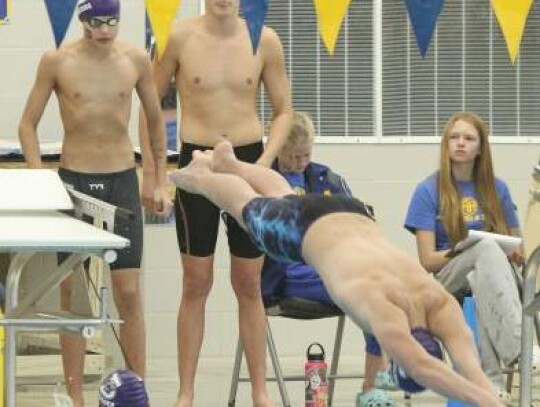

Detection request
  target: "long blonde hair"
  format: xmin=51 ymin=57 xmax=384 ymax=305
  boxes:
xmin=438 ymin=112 xmax=510 ymax=246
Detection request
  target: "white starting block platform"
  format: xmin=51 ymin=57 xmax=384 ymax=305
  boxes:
xmin=0 ymin=169 xmax=130 ymax=407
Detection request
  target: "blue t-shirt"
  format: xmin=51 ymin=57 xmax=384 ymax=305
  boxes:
xmin=283 ymin=172 xmax=307 ymax=195
xmin=404 ymin=173 xmax=519 ymax=250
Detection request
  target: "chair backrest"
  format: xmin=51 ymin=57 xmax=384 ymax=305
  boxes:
xmin=265 ymin=296 xmax=343 ymax=320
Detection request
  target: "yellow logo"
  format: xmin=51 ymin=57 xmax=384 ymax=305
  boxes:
xmin=293 ymin=186 xmax=306 ymax=196
xmin=461 ymin=197 xmax=479 ymax=222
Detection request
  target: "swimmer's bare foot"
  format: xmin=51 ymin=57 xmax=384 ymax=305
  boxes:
xmin=192 ymin=149 xmax=213 ymax=165
xmin=169 ymin=150 xmax=212 ymax=193
xmin=211 ymin=141 xmax=239 ymax=174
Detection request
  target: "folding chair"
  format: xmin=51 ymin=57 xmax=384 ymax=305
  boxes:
xmin=227 ymin=296 xmax=363 ymax=407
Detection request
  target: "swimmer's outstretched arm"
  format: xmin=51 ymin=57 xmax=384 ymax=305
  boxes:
xmin=368 ymin=303 xmax=503 ymax=407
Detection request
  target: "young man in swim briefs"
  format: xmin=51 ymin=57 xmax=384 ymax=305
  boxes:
xmin=139 ymin=1 xmax=292 ymax=405
xmin=18 ymin=0 xmax=172 ymax=405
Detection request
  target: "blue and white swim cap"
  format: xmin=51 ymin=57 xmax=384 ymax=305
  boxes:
xmin=389 ymin=327 xmax=444 ymax=393
xmin=98 ymin=369 xmax=148 ymax=407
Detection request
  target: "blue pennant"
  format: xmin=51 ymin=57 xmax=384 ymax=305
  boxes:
xmin=241 ymin=0 xmax=268 ymax=54
xmin=44 ymin=0 xmax=78 ymax=48
xmin=405 ymin=0 xmax=446 ymax=58
xmin=0 ymin=0 xmax=8 ymax=21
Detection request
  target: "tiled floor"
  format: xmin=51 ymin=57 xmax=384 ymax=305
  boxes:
xmin=15 ymin=357 xmax=540 ymax=406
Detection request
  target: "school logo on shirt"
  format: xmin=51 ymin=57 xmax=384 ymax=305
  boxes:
xmin=461 ymin=197 xmax=483 ymax=223
xmin=293 ymin=186 xmax=306 ymax=196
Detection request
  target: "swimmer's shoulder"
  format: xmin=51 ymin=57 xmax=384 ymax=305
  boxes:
xmin=258 ymin=25 xmax=286 ymax=61
xmin=117 ymin=40 xmax=148 ymax=61
xmin=36 ymin=42 xmax=79 ymax=74
xmin=169 ymin=17 xmax=201 ymax=46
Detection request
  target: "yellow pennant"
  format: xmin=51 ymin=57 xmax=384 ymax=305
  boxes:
xmin=491 ymin=0 xmax=533 ymax=64
xmin=144 ymin=0 xmax=183 ymax=59
xmin=313 ymin=0 xmax=352 ymax=55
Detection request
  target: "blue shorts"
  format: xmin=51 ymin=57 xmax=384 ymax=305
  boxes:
xmin=242 ymin=194 xmax=374 ymax=264
xmin=365 ymin=333 xmax=382 ymax=356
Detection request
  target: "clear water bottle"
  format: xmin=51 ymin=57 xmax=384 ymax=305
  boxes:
xmin=305 ymin=342 xmax=328 ymax=407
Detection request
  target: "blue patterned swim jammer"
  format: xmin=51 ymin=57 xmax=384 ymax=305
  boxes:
xmin=241 ymin=194 xmax=374 ymax=264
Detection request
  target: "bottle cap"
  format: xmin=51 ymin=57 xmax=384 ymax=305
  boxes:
xmin=306 ymin=342 xmax=325 ymax=361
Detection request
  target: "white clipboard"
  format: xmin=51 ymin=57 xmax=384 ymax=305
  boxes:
xmin=454 ymin=230 xmax=522 ymax=255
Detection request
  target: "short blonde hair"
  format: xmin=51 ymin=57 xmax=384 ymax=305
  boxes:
xmin=283 ymin=111 xmax=315 ymax=151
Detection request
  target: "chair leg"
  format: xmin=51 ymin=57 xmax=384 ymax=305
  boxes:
xmin=505 ymin=362 xmax=515 ymax=394
xmin=328 ymin=315 xmax=345 ymax=407
xmin=228 ymin=338 xmax=244 ymax=407
xmin=266 ymin=318 xmax=292 ymax=407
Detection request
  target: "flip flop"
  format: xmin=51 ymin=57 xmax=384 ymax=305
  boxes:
xmin=356 ymin=388 xmax=396 ymax=407
xmin=374 ymin=370 xmax=399 ymax=391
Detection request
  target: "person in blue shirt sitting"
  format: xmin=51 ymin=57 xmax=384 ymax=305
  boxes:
xmin=404 ymin=111 xmax=539 ymax=403
xmin=263 ymin=112 xmax=396 ymax=407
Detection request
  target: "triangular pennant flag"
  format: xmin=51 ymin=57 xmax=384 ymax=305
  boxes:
xmin=405 ymin=0 xmax=446 ymax=58
xmin=313 ymin=0 xmax=351 ymax=55
xmin=241 ymin=0 xmax=268 ymax=54
xmin=491 ymin=0 xmax=533 ymax=64
xmin=0 ymin=0 xmax=11 ymax=24
xmin=144 ymin=0 xmax=182 ymax=59
xmin=44 ymin=0 xmax=78 ymax=48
